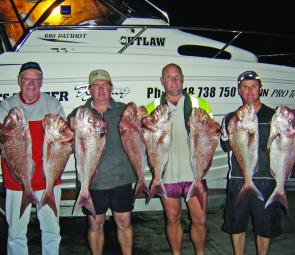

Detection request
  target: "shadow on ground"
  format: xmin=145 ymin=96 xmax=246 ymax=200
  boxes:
xmin=1 ymin=191 xmax=295 ymax=255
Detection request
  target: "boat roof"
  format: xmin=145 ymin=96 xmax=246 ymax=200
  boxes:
xmin=0 ymin=0 xmax=295 ymax=67
xmin=0 ymin=0 xmax=168 ymax=46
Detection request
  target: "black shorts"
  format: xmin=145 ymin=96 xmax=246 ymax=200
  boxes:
xmin=221 ymin=178 xmax=282 ymax=238
xmin=82 ymin=183 xmax=134 ymax=215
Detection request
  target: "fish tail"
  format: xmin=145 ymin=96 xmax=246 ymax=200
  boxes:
xmin=39 ymin=190 xmax=58 ymax=217
xmin=235 ymin=183 xmax=264 ymax=205
xmin=74 ymin=190 xmax=96 ymax=217
xmin=145 ymin=182 xmax=167 ymax=204
xmin=20 ymin=188 xmax=39 ymax=218
xmin=186 ymin=181 xmax=205 ymax=209
xmin=265 ymin=189 xmax=289 ymax=213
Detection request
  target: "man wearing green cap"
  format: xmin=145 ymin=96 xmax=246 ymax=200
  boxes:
xmin=68 ymin=69 xmax=136 ymax=255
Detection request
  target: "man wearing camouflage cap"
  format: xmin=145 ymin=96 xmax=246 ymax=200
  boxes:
xmin=68 ymin=69 xmax=136 ymax=255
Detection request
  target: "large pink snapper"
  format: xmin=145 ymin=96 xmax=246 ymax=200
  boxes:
xmin=0 ymin=107 xmax=39 ymax=217
xmin=187 ymin=108 xmax=221 ymax=207
xmin=265 ymin=106 xmax=295 ymax=211
xmin=119 ymin=102 xmax=149 ymax=197
xmin=142 ymin=105 xmax=172 ymax=203
xmin=71 ymin=107 xmax=107 ymax=216
xmin=40 ymin=114 xmax=74 ymax=216
xmin=228 ymin=104 xmax=264 ymax=204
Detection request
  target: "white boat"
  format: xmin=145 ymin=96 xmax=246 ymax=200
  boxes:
xmin=0 ymin=0 xmax=294 ymax=216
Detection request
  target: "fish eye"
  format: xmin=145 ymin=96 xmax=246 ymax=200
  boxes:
xmin=11 ymin=121 xmax=16 ymax=128
xmin=59 ymin=126 xmax=65 ymax=132
xmin=88 ymin=117 xmax=93 ymax=123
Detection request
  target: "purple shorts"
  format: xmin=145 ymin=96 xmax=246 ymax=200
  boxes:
xmin=164 ymin=180 xmax=208 ymax=198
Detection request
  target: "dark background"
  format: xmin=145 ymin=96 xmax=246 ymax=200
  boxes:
xmin=149 ymin=1 xmax=295 ymax=66
xmin=150 ymin=1 xmax=294 ymax=34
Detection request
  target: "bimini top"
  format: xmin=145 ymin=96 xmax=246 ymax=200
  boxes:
xmin=0 ymin=0 xmax=294 ymax=66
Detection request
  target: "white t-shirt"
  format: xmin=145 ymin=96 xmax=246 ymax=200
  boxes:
xmin=163 ymin=96 xmax=194 ymax=183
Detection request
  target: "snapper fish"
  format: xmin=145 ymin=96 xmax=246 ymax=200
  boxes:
xmin=228 ymin=104 xmax=264 ymax=204
xmin=142 ymin=105 xmax=172 ymax=203
xmin=40 ymin=114 xmax=74 ymax=216
xmin=71 ymin=107 xmax=107 ymax=217
xmin=265 ymin=106 xmax=295 ymax=211
xmin=0 ymin=107 xmax=38 ymax=217
xmin=187 ymin=108 xmax=221 ymax=207
xmin=119 ymin=102 xmax=149 ymax=197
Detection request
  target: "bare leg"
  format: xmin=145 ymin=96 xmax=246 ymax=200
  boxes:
xmin=187 ymin=191 xmax=207 ymax=255
xmin=113 ymin=211 xmax=133 ymax=255
xmin=256 ymin=235 xmax=271 ymax=255
xmin=231 ymin=232 xmax=246 ymax=255
xmin=88 ymin=214 xmax=106 ymax=255
xmin=161 ymin=197 xmax=183 ymax=255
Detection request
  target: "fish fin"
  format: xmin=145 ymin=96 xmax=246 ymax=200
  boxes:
xmin=186 ymin=181 xmax=205 ymax=209
xmin=39 ymin=190 xmax=58 ymax=217
xmin=145 ymin=182 xmax=167 ymax=204
xmin=265 ymin=189 xmax=289 ymax=213
xmin=74 ymin=190 xmax=96 ymax=217
xmin=70 ymin=117 xmax=76 ymax=130
xmin=20 ymin=188 xmax=39 ymax=218
xmin=133 ymin=179 xmax=149 ymax=198
xmin=235 ymin=183 xmax=264 ymax=205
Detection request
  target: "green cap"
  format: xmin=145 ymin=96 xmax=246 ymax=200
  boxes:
xmin=89 ymin=69 xmax=111 ymax=85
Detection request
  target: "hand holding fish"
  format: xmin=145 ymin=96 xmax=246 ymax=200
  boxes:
xmin=119 ymin=102 xmax=149 ymax=197
xmin=142 ymin=105 xmax=172 ymax=203
xmin=71 ymin=107 xmax=107 ymax=217
xmin=40 ymin=114 xmax=74 ymax=216
xmin=0 ymin=107 xmax=39 ymax=217
xmin=266 ymin=106 xmax=295 ymax=211
xmin=228 ymin=104 xmax=264 ymax=204
xmin=187 ymin=108 xmax=221 ymax=207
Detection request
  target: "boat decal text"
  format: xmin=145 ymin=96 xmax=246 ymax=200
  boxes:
xmin=74 ymin=83 xmax=131 ymax=101
xmin=0 ymin=91 xmax=69 ymax=102
xmin=39 ymin=33 xmax=88 ymax=43
xmin=146 ymin=87 xmax=295 ymax=99
xmin=120 ymin=36 xmax=165 ymax=46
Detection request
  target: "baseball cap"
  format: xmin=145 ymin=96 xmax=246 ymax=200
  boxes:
xmin=19 ymin=61 xmax=43 ymax=75
xmin=89 ymin=69 xmax=111 ymax=85
xmin=237 ymin=71 xmax=261 ymax=86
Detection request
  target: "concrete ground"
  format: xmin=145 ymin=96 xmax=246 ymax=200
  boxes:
xmin=29 ymin=191 xmax=295 ymax=254
xmin=1 ymin=191 xmax=295 ymax=254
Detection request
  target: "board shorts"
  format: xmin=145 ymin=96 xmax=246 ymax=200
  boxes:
xmin=164 ymin=180 xmax=208 ymax=198
xmin=221 ymin=178 xmax=282 ymax=238
xmin=83 ymin=183 xmax=134 ymax=215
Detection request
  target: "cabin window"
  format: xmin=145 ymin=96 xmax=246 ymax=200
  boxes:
xmin=178 ymin=45 xmax=231 ymax=59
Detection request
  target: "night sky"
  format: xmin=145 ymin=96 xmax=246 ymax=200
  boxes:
xmin=149 ymin=1 xmax=295 ymax=66
xmin=150 ymin=1 xmax=294 ymax=35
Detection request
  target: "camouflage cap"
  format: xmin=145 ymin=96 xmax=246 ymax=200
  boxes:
xmin=89 ymin=69 xmax=111 ymax=85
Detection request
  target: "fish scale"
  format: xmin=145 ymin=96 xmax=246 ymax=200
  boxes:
xmin=72 ymin=107 xmax=107 ymax=217
xmin=40 ymin=114 xmax=74 ymax=216
xmin=142 ymin=105 xmax=172 ymax=203
xmin=0 ymin=107 xmax=39 ymax=218
xmin=187 ymin=107 xmax=221 ymax=207
xmin=119 ymin=102 xmax=149 ymax=197
xmin=266 ymin=105 xmax=295 ymax=212
xmin=228 ymin=104 xmax=264 ymax=204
